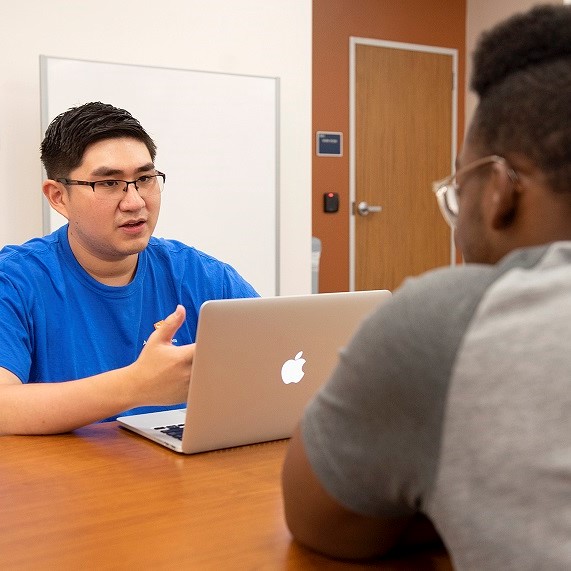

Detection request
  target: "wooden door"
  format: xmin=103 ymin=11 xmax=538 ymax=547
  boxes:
xmin=354 ymin=43 xmax=454 ymax=292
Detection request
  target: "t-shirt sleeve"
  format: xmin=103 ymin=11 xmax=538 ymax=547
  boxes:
xmin=301 ymin=265 xmax=497 ymax=518
xmin=221 ymin=264 xmax=260 ymax=298
xmin=0 ymin=273 xmax=33 ymax=381
xmin=177 ymin=242 xmax=259 ymax=302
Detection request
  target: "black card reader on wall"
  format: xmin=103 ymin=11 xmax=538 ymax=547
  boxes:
xmin=323 ymin=192 xmax=339 ymax=213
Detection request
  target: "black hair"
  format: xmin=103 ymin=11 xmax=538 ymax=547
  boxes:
xmin=40 ymin=102 xmax=157 ymax=179
xmin=468 ymin=4 xmax=571 ymax=194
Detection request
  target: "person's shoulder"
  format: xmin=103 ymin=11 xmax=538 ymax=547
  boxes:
xmin=357 ymin=261 xmax=511 ymax=352
xmin=147 ymin=236 xmax=233 ymax=267
xmin=0 ymin=230 xmax=62 ymax=268
xmin=146 ymin=236 xmax=257 ymax=297
xmin=147 ymin=236 xmax=189 ymax=253
xmin=524 ymin=241 xmax=571 ymax=269
xmin=377 ymin=246 xmax=553 ymax=335
xmin=396 ymin=246 xmax=549 ymax=306
xmin=392 ymin=262 xmax=498 ymax=309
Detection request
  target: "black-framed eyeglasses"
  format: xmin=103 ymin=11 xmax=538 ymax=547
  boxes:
xmin=431 ymin=156 xmax=517 ymax=228
xmin=57 ymin=171 xmax=166 ymax=200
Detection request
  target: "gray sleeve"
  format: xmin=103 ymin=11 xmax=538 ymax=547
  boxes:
xmin=301 ymin=263 xmax=505 ymax=519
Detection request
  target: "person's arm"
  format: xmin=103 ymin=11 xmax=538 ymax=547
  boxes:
xmin=0 ymin=305 xmax=194 ymax=435
xmin=282 ymin=426 xmax=413 ymax=560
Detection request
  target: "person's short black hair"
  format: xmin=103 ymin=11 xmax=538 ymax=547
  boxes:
xmin=469 ymin=4 xmax=571 ymax=194
xmin=40 ymin=102 xmax=157 ymax=179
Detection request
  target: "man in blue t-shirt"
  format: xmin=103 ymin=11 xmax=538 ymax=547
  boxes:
xmin=0 ymin=102 xmax=258 ymax=435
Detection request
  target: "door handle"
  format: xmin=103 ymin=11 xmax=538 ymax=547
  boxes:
xmin=355 ymin=201 xmax=383 ymax=216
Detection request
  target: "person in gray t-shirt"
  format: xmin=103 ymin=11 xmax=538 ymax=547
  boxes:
xmin=282 ymin=5 xmax=571 ymax=570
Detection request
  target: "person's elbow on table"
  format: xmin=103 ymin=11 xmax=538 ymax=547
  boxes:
xmin=281 ymin=425 xmax=412 ymax=561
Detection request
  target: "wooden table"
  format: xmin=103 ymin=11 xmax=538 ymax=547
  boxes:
xmin=0 ymin=423 xmax=452 ymax=570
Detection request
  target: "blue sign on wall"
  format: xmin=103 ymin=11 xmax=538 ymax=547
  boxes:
xmin=316 ymin=131 xmax=343 ymax=157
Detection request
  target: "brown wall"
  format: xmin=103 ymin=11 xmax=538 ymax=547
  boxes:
xmin=313 ymin=0 xmax=466 ymax=292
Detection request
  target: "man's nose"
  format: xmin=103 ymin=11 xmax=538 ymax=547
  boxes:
xmin=119 ymin=182 xmax=145 ymax=207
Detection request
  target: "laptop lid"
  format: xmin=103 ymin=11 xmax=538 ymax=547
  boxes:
xmin=118 ymin=290 xmax=391 ymax=453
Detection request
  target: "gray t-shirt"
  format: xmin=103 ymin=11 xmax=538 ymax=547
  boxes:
xmin=302 ymin=242 xmax=571 ymax=570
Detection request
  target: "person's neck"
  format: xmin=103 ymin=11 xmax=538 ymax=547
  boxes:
xmin=80 ymin=256 xmax=139 ymax=286
xmin=67 ymin=236 xmax=139 ymax=286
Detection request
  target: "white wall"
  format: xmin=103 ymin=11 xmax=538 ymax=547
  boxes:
xmin=0 ymin=0 xmax=312 ymax=295
xmin=465 ymin=0 xmax=564 ymax=130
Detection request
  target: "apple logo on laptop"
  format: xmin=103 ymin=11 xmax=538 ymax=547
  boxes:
xmin=281 ymin=351 xmax=306 ymax=384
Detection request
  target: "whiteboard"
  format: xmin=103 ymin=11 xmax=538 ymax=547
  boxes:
xmin=40 ymin=56 xmax=279 ymax=296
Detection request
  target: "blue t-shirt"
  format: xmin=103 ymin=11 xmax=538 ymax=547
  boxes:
xmin=0 ymin=225 xmax=258 ymax=420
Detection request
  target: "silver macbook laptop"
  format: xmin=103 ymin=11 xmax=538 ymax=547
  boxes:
xmin=117 ymin=290 xmax=391 ymax=453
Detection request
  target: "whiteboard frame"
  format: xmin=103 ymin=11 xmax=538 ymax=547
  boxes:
xmin=40 ymin=56 xmax=280 ymax=296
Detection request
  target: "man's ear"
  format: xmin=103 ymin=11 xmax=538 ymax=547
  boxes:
xmin=42 ymin=180 xmax=70 ymax=220
xmin=489 ymin=164 xmax=519 ymax=230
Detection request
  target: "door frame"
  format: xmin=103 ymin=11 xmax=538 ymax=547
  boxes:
xmin=349 ymin=37 xmax=458 ymax=291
